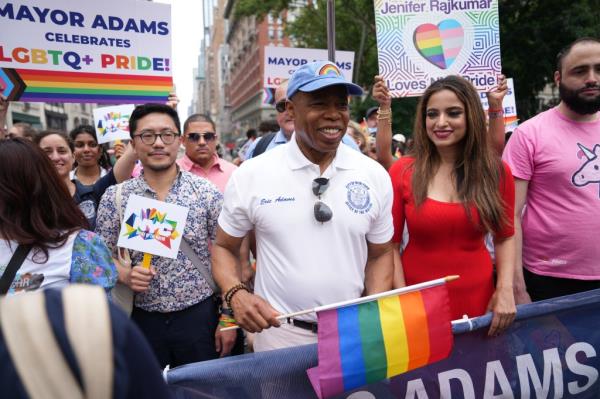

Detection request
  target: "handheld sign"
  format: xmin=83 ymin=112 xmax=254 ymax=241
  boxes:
xmin=374 ymin=0 xmax=501 ymax=97
xmin=0 ymin=0 xmax=172 ymax=103
xmin=93 ymin=104 xmax=135 ymax=144
xmin=117 ymin=195 xmax=189 ymax=261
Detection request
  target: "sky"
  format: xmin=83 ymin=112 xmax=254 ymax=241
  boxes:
xmin=155 ymin=0 xmax=204 ymax=122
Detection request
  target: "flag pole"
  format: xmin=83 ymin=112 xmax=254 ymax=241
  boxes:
xmin=220 ymin=275 xmax=459 ymax=331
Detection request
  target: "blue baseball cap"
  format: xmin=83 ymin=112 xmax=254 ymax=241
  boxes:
xmin=286 ymin=61 xmax=363 ymax=99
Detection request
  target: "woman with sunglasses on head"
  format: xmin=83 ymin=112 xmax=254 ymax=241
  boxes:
xmin=389 ymin=76 xmax=517 ymax=337
xmin=35 ymin=129 xmax=137 ymax=230
xmin=69 ymin=125 xmax=112 ymax=185
xmin=0 ymin=138 xmax=117 ymax=294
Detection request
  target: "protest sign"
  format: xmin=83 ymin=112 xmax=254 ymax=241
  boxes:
xmin=263 ymin=46 xmax=355 ymax=105
xmin=0 ymin=0 xmax=172 ymax=103
xmin=93 ymin=104 xmax=134 ymax=144
xmin=374 ymin=0 xmax=501 ymax=97
xmin=479 ymin=77 xmax=518 ymax=131
xmin=117 ymin=195 xmax=188 ymax=259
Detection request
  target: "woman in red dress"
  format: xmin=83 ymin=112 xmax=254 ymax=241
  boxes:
xmin=379 ymin=76 xmax=516 ymax=336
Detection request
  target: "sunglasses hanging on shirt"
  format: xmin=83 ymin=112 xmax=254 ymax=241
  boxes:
xmin=312 ymin=177 xmax=333 ymax=223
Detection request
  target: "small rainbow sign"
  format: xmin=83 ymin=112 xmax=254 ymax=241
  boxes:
xmin=117 ymin=195 xmax=188 ymax=259
xmin=123 ymin=208 xmax=179 ymax=249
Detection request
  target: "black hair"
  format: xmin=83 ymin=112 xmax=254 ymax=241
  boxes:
xmin=128 ymin=103 xmax=181 ymax=138
xmin=556 ymin=37 xmax=600 ymax=74
xmin=69 ymin=124 xmax=112 ymax=170
xmin=184 ymin=114 xmax=216 ymax=133
xmin=246 ymin=129 xmax=257 ymax=139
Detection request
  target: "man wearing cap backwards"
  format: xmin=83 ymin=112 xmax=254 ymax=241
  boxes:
xmin=212 ymin=61 xmax=396 ymax=351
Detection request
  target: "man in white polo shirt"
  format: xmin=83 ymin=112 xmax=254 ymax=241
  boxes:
xmin=212 ymin=61 xmax=395 ymax=352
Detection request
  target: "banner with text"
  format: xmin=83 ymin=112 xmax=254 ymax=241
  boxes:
xmin=374 ymin=0 xmax=501 ymax=97
xmin=263 ymin=46 xmax=355 ymax=105
xmin=167 ymin=289 xmax=600 ymax=398
xmin=0 ymin=0 xmax=172 ymax=103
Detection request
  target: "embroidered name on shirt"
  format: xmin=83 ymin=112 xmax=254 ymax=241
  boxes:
xmin=260 ymin=196 xmax=296 ymax=205
xmin=345 ymin=181 xmax=372 ymax=214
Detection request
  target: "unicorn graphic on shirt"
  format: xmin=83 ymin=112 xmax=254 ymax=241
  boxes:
xmin=572 ymin=143 xmax=600 ymax=197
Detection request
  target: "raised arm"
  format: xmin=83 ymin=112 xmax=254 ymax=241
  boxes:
xmin=112 ymin=142 xmax=138 ymax=183
xmin=486 ymin=74 xmax=508 ymax=155
xmin=373 ymin=76 xmax=396 ymax=170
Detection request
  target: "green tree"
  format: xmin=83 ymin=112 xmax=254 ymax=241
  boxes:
xmin=235 ymin=0 xmax=600 ymax=132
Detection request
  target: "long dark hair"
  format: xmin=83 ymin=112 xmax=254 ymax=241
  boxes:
xmin=69 ymin=125 xmax=112 ymax=170
xmin=411 ymin=76 xmax=507 ymax=233
xmin=0 ymin=139 xmax=87 ymax=262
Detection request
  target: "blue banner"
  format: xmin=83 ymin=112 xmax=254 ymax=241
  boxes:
xmin=167 ymin=289 xmax=600 ymax=398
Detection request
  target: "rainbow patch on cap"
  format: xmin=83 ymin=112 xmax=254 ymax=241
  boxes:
xmin=318 ymin=63 xmax=341 ymax=76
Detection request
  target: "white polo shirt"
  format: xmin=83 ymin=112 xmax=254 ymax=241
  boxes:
xmin=218 ymin=135 xmax=393 ymax=324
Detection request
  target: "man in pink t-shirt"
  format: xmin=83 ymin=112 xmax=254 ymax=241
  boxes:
xmin=503 ymin=38 xmax=600 ymax=302
xmin=177 ymin=114 xmax=237 ymax=193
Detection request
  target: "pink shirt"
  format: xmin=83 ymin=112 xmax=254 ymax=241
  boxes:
xmin=177 ymin=154 xmax=237 ymax=193
xmin=503 ymin=107 xmax=600 ymax=279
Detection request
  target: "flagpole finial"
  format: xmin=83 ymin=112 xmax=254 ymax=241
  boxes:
xmin=445 ymin=275 xmax=460 ymax=282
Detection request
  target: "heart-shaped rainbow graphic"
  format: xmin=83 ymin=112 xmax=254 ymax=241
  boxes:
xmin=414 ymin=20 xmax=464 ymax=69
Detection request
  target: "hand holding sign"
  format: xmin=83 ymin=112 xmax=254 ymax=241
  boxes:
xmin=117 ymin=195 xmax=189 ymax=288
xmin=93 ymin=104 xmax=135 ymax=144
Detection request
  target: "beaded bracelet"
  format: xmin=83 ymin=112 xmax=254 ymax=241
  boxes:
xmin=218 ymin=315 xmax=237 ymax=328
xmin=224 ymin=282 xmax=249 ymax=309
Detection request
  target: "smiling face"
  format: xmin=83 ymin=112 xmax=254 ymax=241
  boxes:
xmin=425 ymin=89 xmax=467 ymax=152
xmin=555 ymin=41 xmax=600 ymax=115
xmin=72 ymin=132 xmax=101 ymax=168
xmin=182 ymin=120 xmax=217 ymax=167
xmin=287 ymin=85 xmax=349 ymax=160
xmin=38 ymin=134 xmax=74 ymax=179
xmin=131 ymin=112 xmax=181 ymax=172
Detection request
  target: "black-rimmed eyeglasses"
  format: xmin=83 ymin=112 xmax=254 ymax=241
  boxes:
xmin=313 ymin=177 xmax=333 ymax=223
xmin=133 ymin=130 xmax=179 ymax=145
xmin=187 ymin=132 xmax=216 ymax=142
xmin=275 ymin=100 xmax=287 ymax=113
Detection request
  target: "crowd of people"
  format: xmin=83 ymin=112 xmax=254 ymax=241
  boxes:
xmin=0 ymin=36 xmax=599 ymax=395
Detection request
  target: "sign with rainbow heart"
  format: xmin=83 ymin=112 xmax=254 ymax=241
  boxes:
xmin=117 ymin=195 xmax=189 ymax=259
xmin=93 ymin=104 xmax=135 ymax=144
xmin=374 ymin=0 xmax=501 ymax=97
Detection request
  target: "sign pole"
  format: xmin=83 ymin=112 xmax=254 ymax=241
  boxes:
xmin=327 ymin=0 xmax=336 ymax=62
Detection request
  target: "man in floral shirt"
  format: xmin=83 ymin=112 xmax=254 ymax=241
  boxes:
xmin=96 ymin=104 xmax=236 ymax=368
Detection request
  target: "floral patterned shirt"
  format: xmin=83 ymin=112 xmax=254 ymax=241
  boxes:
xmin=95 ymin=170 xmax=223 ymax=312
xmin=0 ymin=230 xmax=117 ymax=294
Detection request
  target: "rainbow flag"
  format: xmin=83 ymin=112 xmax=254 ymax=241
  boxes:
xmin=307 ymin=284 xmax=453 ymax=399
